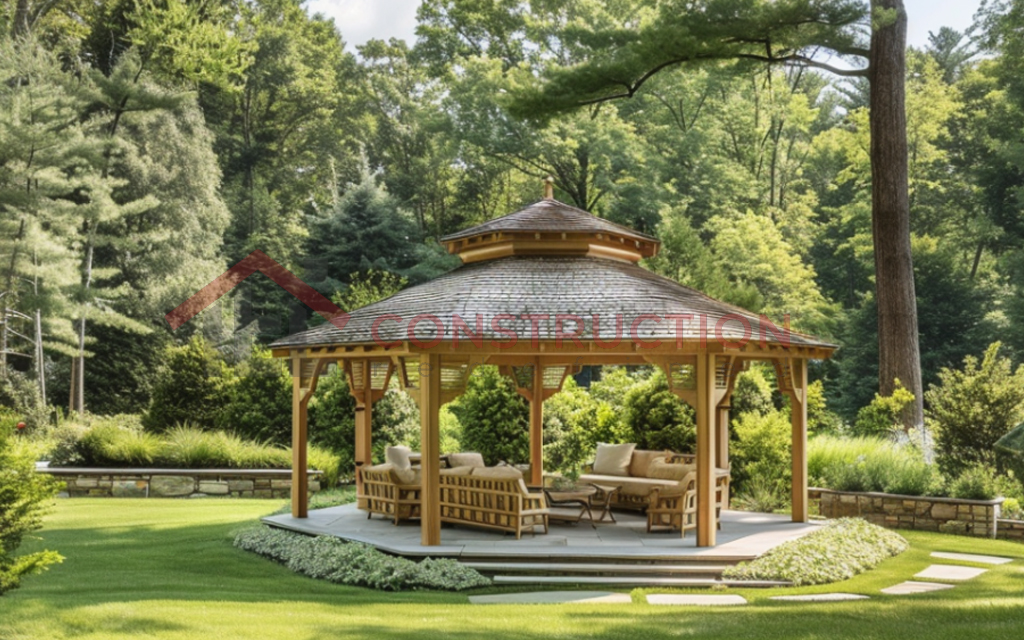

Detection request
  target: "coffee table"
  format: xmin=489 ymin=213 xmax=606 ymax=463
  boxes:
xmin=544 ymin=483 xmax=620 ymax=527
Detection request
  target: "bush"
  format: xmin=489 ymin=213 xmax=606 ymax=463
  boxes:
xmin=948 ymin=465 xmax=999 ymax=501
xmin=217 ymin=346 xmax=292 ymax=445
xmin=731 ymin=409 xmax=791 ymax=498
xmin=1003 ymin=497 xmax=1023 ymax=519
xmin=722 ymin=518 xmax=908 ymax=585
xmin=542 ymin=377 xmax=602 ymax=474
xmin=234 ymin=525 xmax=489 ymax=591
xmin=809 ymin=435 xmax=939 ymax=496
xmin=451 ymin=366 xmax=528 ymax=465
xmin=852 ymin=381 xmax=914 ymax=438
xmin=731 ymin=365 xmax=775 ymax=417
xmin=0 ymin=422 xmax=63 ymax=594
xmin=144 ymin=336 xmax=232 ymax=431
xmin=927 ymin=343 xmax=1024 ymax=477
xmin=0 ymin=366 xmax=48 ymax=431
xmin=623 ymin=368 xmax=694 ymax=452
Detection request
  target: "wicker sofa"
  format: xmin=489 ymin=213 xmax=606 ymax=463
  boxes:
xmin=578 ymin=445 xmax=730 ymax=515
xmin=439 ymin=467 xmax=549 ymax=539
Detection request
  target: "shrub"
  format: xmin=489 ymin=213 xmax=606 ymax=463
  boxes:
xmin=77 ymin=421 xmax=162 ymax=467
xmin=217 ymin=346 xmax=292 ymax=445
xmin=948 ymin=465 xmax=999 ymax=501
xmin=722 ymin=518 xmax=908 ymax=585
xmin=731 ymin=409 xmax=791 ymax=497
xmin=852 ymin=381 xmax=914 ymax=437
xmin=732 ymin=476 xmax=788 ymax=513
xmin=623 ymin=368 xmax=694 ymax=452
xmin=451 ymin=366 xmax=528 ymax=465
xmin=0 ymin=366 xmax=47 ymax=431
xmin=809 ymin=435 xmax=939 ymax=496
xmin=542 ymin=377 xmax=601 ymax=474
xmin=144 ymin=336 xmax=232 ymax=431
xmin=1003 ymin=497 xmax=1023 ymax=519
xmin=0 ymin=422 xmax=63 ymax=594
xmin=927 ymin=343 xmax=1024 ymax=477
xmin=730 ymin=365 xmax=775 ymax=417
xmin=233 ymin=526 xmax=489 ymax=591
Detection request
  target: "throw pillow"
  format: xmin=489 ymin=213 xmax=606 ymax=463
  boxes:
xmin=647 ymin=457 xmax=693 ymax=481
xmin=592 ymin=442 xmax=636 ymax=476
xmin=447 ymin=452 xmax=486 ymax=469
xmin=385 ymin=445 xmax=412 ymax=470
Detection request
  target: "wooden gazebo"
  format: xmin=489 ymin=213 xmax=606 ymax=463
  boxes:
xmin=271 ymin=186 xmax=836 ymax=548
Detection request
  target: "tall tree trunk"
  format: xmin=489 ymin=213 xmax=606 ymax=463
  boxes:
xmin=869 ymin=0 xmax=923 ymax=428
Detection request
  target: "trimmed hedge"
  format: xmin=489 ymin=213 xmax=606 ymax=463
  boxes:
xmin=722 ymin=518 xmax=908 ymax=585
xmin=234 ymin=526 xmax=490 ymax=591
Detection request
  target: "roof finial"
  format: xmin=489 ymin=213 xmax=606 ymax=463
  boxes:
xmin=543 ymin=175 xmax=554 ymax=200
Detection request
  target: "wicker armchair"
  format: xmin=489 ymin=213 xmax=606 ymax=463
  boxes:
xmin=359 ymin=464 xmax=421 ymax=525
xmin=646 ymin=472 xmax=697 ymax=536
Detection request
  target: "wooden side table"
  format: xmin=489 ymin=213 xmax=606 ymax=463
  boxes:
xmin=588 ymin=483 xmax=621 ymax=523
xmin=544 ymin=483 xmax=621 ymax=527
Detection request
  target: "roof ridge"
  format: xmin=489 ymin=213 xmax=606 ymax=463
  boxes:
xmin=439 ymin=198 xmax=658 ymax=242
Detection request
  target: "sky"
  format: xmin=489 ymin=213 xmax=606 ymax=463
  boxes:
xmin=305 ymin=0 xmax=985 ymax=54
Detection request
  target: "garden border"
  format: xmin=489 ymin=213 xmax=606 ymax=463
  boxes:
xmin=38 ymin=467 xmax=323 ymax=499
xmin=809 ymin=487 xmax=1003 ymax=538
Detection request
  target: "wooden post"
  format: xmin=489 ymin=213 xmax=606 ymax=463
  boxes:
xmin=420 ymin=353 xmax=442 ymax=546
xmin=529 ymin=358 xmax=544 ymax=487
xmin=696 ymin=352 xmax=717 ymax=547
xmin=354 ymin=396 xmax=373 ymax=497
xmin=715 ymin=406 xmax=730 ymax=470
xmin=291 ymin=370 xmax=309 ymax=518
xmin=790 ymin=359 xmax=808 ymax=523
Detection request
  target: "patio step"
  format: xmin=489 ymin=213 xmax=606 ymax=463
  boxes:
xmin=492 ymin=575 xmax=791 ymax=588
xmin=465 ymin=562 xmax=731 ymax=577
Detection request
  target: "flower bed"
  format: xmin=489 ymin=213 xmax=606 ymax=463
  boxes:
xmin=810 ymin=487 xmax=1004 ymax=538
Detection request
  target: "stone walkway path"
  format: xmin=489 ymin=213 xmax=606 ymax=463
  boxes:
xmin=469 ymin=550 xmax=1012 ymax=605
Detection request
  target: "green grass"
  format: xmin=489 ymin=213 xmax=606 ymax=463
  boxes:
xmin=3 ymin=499 xmax=1024 ymax=640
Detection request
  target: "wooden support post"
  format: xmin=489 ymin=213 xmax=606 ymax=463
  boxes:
xmin=716 ymin=406 xmax=730 ymax=470
xmin=696 ymin=352 xmax=717 ymax=547
xmin=354 ymin=394 xmax=373 ymax=498
xmin=420 ymin=353 xmax=442 ymax=546
xmin=529 ymin=358 xmax=544 ymax=488
xmin=790 ymin=359 xmax=808 ymax=523
xmin=291 ymin=372 xmax=309 ymax=518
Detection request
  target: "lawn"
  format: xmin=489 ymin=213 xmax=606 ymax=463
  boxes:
xmin=2 ymin=499 xmax=1024 ymax=640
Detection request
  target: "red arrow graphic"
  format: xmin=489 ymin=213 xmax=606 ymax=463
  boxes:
xmin=165 ymin=250 xmax=349 ymax=331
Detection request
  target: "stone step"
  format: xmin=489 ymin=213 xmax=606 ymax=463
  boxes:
xmin=465 ymin=562 xmax=730 ymax=576
xmin=493 ymin=575 xmax=790 ymax=588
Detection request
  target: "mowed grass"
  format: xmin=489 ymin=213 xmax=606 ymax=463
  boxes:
xmin=3 ymin=499 xmax=1024 ymax=640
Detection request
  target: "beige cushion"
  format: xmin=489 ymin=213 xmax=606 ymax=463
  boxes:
xmin=647 ymin=458 xmax=693 ymax=481
xmin=440 ymin=466 xmax=474 ymax=477
xmin=471 ymin=466 xmax=524 ymax=480
xmin=629 ymin=449 xmax=671 ymax=478
xmin=393 ymin=466 xmax=421 ymax=485
xmin=592 ymin=442 xmax=636 ymax=476
xmin=447 ymin=452 xmax=486 ymax=469
xmin=364 ymin=463 xmax=393 ymax=473
xmin=386 ymin=445 xmax=413 ymax=471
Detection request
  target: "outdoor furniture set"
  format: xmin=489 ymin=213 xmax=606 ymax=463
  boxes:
xmin=357 ymin=443 xmax=731 ymax=539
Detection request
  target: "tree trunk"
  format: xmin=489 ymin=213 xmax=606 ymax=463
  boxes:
xmin=869 ymin=0 xmax=923 ymax=429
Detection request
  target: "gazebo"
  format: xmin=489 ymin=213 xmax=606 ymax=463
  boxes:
xmin=270 ymin=184 xmax=836 ymax=548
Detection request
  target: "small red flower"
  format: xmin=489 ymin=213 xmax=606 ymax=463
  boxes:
xmin=16 ymin=422 xmax=26 ymax=431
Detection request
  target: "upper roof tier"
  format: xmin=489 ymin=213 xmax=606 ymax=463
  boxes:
xmin=440 ymin=197 xmax=660 ymax=264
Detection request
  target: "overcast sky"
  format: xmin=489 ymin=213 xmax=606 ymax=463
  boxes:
xmin=305 ymin=0 xmax=984 ymax=54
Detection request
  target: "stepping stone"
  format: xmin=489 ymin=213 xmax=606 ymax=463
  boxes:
xmin=931 ymin=552 xmax=1013 ymax=566
xmin=915 ymin=565 xmax=987 ymax=581
xmin=469 ymin=591 xmax=631 ymax=604
xmin=770 ymin=593 xmax=869 ymax=602
xmin=880 ymin=581 xmax=955 ymax=595
xmin=647 ymin=594 xmax=747 ymax=606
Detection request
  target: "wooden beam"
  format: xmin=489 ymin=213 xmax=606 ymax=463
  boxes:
xmin=529 ymin=357 xmax=544 ymax=487
xmin=420 ymin=353 xmax=442 ymax=546
xmin=291 ymin=358 xmax=325 ymax=518
xmin=789 ymin=358 xmax=809 ymax=523
xmin=695 ymin=352 xmax=717 ymax=547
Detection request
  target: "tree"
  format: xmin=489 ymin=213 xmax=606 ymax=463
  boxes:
xmin=450 ymin=366 xmax=528 ymax=465
xmin=511 ymin=0 xmax=924 ymax=428
xmin=0 ymin=419 xmax=62 ymax=594
xmin=143 ymin=336 xmax=231 ymax=431
xmin=217 ymin=346 xmax=291 ymax=445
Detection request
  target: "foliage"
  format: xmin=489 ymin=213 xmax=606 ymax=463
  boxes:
xmin=730 ymin=365 xmax=775 ymax=417
xmin=730 ymin=409 xmax=791 ymax=499
xmin=542 ymin=377 xmax=601 ymax=474
xmin=450 ymin=366 xmax=527 ymax=465
xmin=233 ymin=526 xmax=489 ymax=591
xmin=0 ymin=422 xmax=63 ymax=594
xmin=0 ymin=367 xmax=47 ymax=431
xmin=948 ymin=465 xmax=1000 ymax=501
xmin=927 ymin=343 xmax=1024 ymax=477
xmin=852 ymin=381 xmax=915 ymax=438
xmin=217 ymin=346 xmax=292 ymax=445
xmin=330 ymin=270 xmax=408 ymax=313
xmin=722 ymin=518 xmax=908 ymax=586
xmin=144 ymin=337 xmax=232 ymax=432
xmin=809 ymin=435 xmax=940 ymax=497
xmin=732 ymin=476 xmax=788 ymax=514
xmin=623 ymin=368 xmax=694 ymax=452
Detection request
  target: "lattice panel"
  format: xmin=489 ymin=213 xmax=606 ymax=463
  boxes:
xmin=668 ymin=363 xmax=696 ymax=391
xmin=542 ymin=366 xmax=567 ymax=390
xmin=349 ymin=360 xmax=365 ymax=391
xmin=511 ymin=365 xmax=534 ymax=390
xmin=370 ymin=361 xmax=391 ymax=390
xmin=400 ymin=357 xmax=420 ymax=390
xmin=441 ymin=363 xmax=469 ymax=392
xmin=715 ymin=357 xmax=730 ymax=389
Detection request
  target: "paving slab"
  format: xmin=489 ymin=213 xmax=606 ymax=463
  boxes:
xmin=931 ymin=552 xmax=1012 ymax=566
xmin=770 ymin=593 xmax=869 ymax=602
xmin=880 ymin=581 xmax=956 ymax=595
xmin=646 ymin=594 xmax=747 ymax=606
xmin=915 ymin=564 xmax=987 ymax=581
xmin=469 ymin=591 xmax=631 ymax=604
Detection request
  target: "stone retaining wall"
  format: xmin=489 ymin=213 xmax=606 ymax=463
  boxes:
xmin=810 ymin=488 xmax=1002 ymax=538
xmin=996 ymin=518 xmax=1024 ymax=540
xmin=40 ymin=468 xmax=322 ymax=499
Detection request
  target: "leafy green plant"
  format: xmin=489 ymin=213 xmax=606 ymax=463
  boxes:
xmin=731 ymin=409 xmax=791 ymax=495
xmin=730 ymin=365 xmax=775 ymax=417
xmin=948 ymin=465 xmax=999 ymax=501
xmin=144 ymin=336 xmax=232 ymax=431
xmin=623 ymin=368 xmax=694 ymax=452
xmin=927 ymin=343 xmax=1024 ymax=477
xmin=451 ymin=366 xmax=528 ymax=465
xmin=233 ymin=526 xmax=489 ymax=591
xmin=723 ymin=518 xmax=908 ymax=585
xmin=809 ymin=435 xmax=939 ymax=496
xmin=732 ymin=476 xmax=788 ymax=513
xmin=852 ymin=381 xmax=914 ymax=437
xmin=217 ymin=346 xmax=292 ymax=445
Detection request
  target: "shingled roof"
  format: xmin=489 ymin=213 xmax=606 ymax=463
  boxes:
xmin=270 ymin=255 xmax=835 ymax=349
xmin=440 ymin=198 xmax=657 ymax=243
